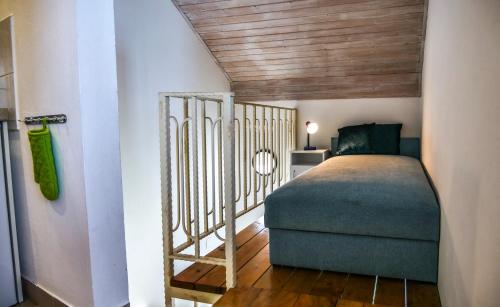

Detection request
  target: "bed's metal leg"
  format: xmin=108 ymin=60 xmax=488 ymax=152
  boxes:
xmin=404 ymin=278 xmax=408 ymax=307
xmin=372 ymin=275 xmax=379 ymax=304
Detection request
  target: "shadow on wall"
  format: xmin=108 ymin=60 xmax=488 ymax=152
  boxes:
xmin=8 ymin=126 xmax=70 ymax=284
xmin=438 ymin=164 xmax=481 ymax=307
xmin=49 ymin=130 xmax=66 ymax=216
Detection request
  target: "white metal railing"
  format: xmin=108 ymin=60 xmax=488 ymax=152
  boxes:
xmin=159 ymin=92 xmax=296 ymax=305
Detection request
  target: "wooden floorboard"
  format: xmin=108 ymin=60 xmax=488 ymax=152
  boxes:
xmin=336 ymin=300 xmax=364 ymax=307
xmin=294 ymin=293 xmax=335 ymax=307
xmin=213 ymin=287 xmax=262 ymax=307
xmin=194 ymin=228 xmax=269 ymax=292
xmin=235 ymin=222 xmax=267 ymax=249
xmin=310 ymin=271 xmax=349 ymax=298
xmin=235 ymin=244 xmax=271 ymax=287
xmin=248 ymin=289 xmax=300 ymax=307
xmin=375 ymin=278 xmax=404 ymax=306
xmin=407 ymin=280 xmax=442 ymax=307
xmin=172 ymin=221 xmax=265 ymax=290
xmin=173 ymin=222 xmax=441 ymax=306
xmin=340 ymin=274 xmax=375 ymax=303
xmin=282 ymin=268 xmax=321 ymax=294
xmin=253 ymin=265 xmax=295 ymax=290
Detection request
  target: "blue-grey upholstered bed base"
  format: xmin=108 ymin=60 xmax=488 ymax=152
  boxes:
xmin=269 ymin=229 xmax=438 ymax=282
xmin=265 ymin=138 xmax=440 ymax=283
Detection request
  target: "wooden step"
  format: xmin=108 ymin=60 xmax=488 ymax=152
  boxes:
xmin=171 ymin=221 xmax=267 ymax=293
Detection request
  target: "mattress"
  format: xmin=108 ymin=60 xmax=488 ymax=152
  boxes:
xmin=264 ymin=155 xmax=440 ymax=242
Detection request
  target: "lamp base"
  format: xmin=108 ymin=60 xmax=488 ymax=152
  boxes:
xmin=303 ymin=146 xmax=317 ymax=150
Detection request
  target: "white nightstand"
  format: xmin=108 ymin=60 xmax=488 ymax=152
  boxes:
xmin=290 ymin=149 xmax=330 ymax=179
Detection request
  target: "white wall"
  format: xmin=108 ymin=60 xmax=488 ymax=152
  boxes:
xmin=421 ymin=1 xmax=500 ymax=306
xmin=1 ymin=1 xmax=93 ymax=305
xmin=0 ymin=0 xmax=128 ymax=305
xmin=262 ymin=98 xmax=422 ymax=150
xmin=76 ymin=0 xmax=129 ymax=305
xmin=114 ymin=0 xmax=230 ymax=305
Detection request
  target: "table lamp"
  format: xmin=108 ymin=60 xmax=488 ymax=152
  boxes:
xmin=304 ymin=121 xmax=318 ymax=150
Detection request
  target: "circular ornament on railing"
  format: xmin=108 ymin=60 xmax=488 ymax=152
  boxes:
xmin=252 ymin=149 xmax=277 ymax=176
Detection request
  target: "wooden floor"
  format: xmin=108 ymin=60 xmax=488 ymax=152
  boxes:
xmin=172 ymin=221 xmax=441 ymax=307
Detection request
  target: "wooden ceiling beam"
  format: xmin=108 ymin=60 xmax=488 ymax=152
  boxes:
xmin=228 ymin=61 xmax=420 ymax=79
xmin=235 ymin=85 xmax=420 ymax=102
xmin=183 ymin=0 xmax=370 ymax=20
xmin=231 ymin=73 xmax=420 ymax=89
xmin=200 ymin=13 xmax=424 ymax=40
xmin=187 ymin=0 xmax=423 ymax=27
xmin=223 ymin=57 xmax=420 ymax=73
xmin=178 ymin=0 xmax=295 ymax=12
xmin=209 ymin=26 xmax=422 ymax=51
xmin=205 ymin=17 xmax=423 ymax=46
xmin=212 ymin=35 xmax=422 ymax=57
xmin=216 ymin=43 xmax=421 ymax=63
xmin=229 ymin=63 xmax=420 ymax=82
xmin=195 ymin=5 xmax=424 ymax=34
xmin=233 ymin=80 xmax=419 ymax=96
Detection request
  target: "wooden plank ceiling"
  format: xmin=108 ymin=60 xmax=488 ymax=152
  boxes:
xmin=173 ymin=0 xmax=427 ymax=101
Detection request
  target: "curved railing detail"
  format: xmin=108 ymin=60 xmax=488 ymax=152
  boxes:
xmin=159 ymin=92 xmax=296 ymax=305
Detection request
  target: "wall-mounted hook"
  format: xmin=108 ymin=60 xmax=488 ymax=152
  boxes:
xmin=19 ymin=114 xmax=67 ymax=125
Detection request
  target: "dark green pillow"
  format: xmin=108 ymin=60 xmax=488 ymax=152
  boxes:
xmin=336 ymin=123 xmax=374 ymax=155
xmin=371 ymin=123 xmax=403 ymax=155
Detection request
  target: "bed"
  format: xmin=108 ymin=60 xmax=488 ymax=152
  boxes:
xmin=264 ymin=137 xmax=440 ymax=283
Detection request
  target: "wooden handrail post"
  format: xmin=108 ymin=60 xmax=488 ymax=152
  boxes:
xmin=159 ymin=94 xmax=174 ymax=307
xmin=222 ymin=93 xmax=237 ymax=288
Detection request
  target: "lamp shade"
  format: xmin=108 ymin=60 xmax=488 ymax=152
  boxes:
xmin=306 ymin=122 xmax=319 ymax=134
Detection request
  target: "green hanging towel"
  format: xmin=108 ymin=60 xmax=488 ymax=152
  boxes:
xmin=28 ymin=119 xmax=59 ymax=201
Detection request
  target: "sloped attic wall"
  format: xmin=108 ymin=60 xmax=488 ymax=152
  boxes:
xmin=172 ymin=0 xmax=427 ymax=101
xmin=114 ymin=0 xmax=230 ymax=305
xmin=421 ymin=0 xmax=500 ymax=306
